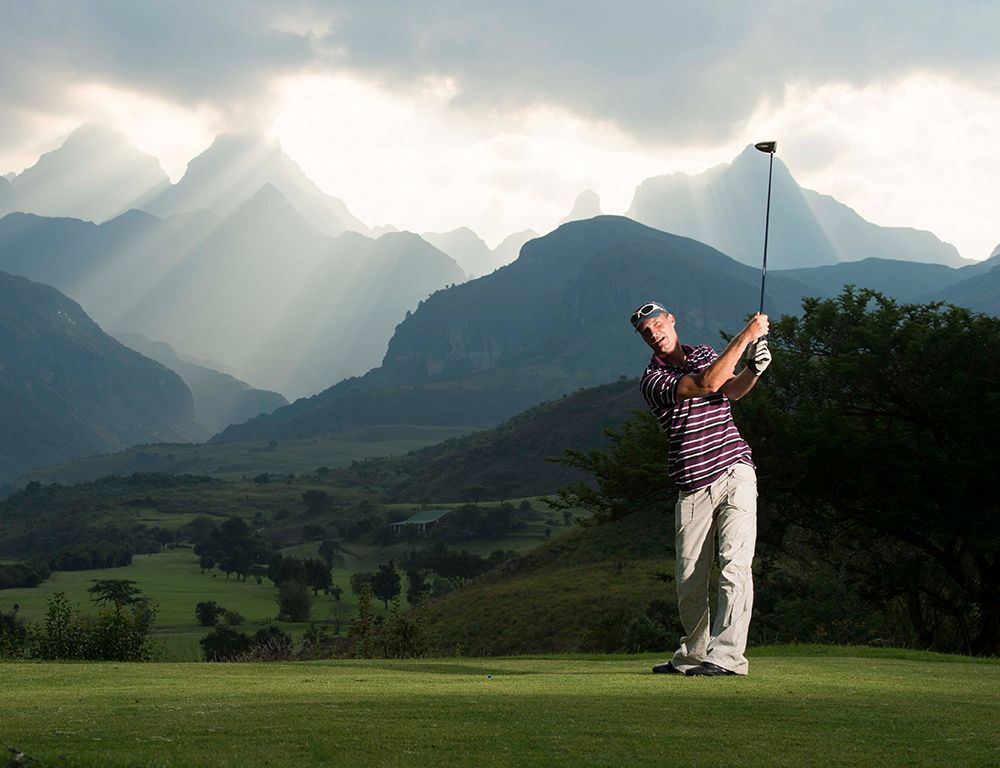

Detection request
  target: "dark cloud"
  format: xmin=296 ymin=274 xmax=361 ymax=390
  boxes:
xmin=314 ymin=1 xmax=1000 ymax=142
xmin=1 ymin=1 xmax=998 ymax=149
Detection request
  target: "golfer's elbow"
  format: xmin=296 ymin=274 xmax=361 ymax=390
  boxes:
xmin=690 ymin=372 xmax=722 ymax=396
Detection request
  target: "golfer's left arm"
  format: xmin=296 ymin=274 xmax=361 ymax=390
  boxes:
xmin=720 ymin=367 xmax=759 ymax=401
xmin=720 ymin=339 xmax=771 ymax=401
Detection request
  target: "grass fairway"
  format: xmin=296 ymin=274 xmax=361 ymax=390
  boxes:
xmin=3 ymin=648 xmax=998 ymax=767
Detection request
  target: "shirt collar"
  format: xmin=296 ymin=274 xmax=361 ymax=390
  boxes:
xmin=650 ymin=344 xmax=695 ymax=371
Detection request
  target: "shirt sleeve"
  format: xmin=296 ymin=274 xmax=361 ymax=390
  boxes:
xmin=640 ymin=368 xmax=682 ymax=410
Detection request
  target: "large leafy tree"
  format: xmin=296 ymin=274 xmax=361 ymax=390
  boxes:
xmin=742 ymin=289 xmax=999 ymax=654
xmin=553 ymin=289 xmax=999 ymax=654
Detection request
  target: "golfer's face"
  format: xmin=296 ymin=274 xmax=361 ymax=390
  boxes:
xmin=638 ymin=313 xmax=675 ymax=355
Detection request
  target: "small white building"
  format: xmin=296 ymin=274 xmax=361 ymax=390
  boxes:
xmin=390 ymin=509 xmax=453 ymax=533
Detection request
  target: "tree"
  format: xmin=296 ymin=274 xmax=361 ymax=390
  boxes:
xmin=739 ymin=290 xmax=1000 ymax=654
xmin=304 ymin=558 xmax=332 ymax=596
xmin=545 ymin=408 xmax=673 ymax=525
xmin=350 ymin=571 xmax=375 ymax=598
xmin=195 ymin=600 xmax=223 ymax=627
xmin=0 ymin=605 xmax=28 ymax=658
xmin=200 ymin=625 xmax=252 ymax=661
xmin=302 ymin=490 xmax=332 ymax=514
xmin=348 ymin=584 xmax=377 ymax=658
xmin=551 ymin=289 xmax=1000 ymax=655
xmin=318 ymin=539 xmax=341 ymax=567
xmin=406 ymin=568 xmax=429 ymax=606
xmin=372 ymin=561 xmax=402 ymax=608
xmin=88 ymin=579 xmax=143 ymax=609
xmin=277 ymin=580 xmax=313 ymax=622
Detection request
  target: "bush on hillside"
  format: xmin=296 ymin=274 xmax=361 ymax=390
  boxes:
xmin=0 ymin=561 xmax=51 ymax=589
xmin=277 ymin=580 xmax=312 ymax=622
xmin=348 ymin=586 xmax=433 ymax=659
xmin=0 ymin=605 xmax=28 ymax=658
xmin=29 ymin=591 xmax=158 ymax=661
xmin=195 ymin=600 xmax=224 ymax=626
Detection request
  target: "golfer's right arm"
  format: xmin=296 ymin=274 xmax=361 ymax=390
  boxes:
xmin=674 ymin=314 xmax=768 ymax=401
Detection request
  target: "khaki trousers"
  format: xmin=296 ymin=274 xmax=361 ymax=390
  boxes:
xmin=670 ymin=462 xmax=757 ymax=675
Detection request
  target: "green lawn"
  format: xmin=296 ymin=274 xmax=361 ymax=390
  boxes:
xmin=0 ymin=549 xmax=355 ymax=660
xmin=3 ymin=649 xmax=998 ymax=767
xmin=1 ymin=506 xmax=585 ymax=662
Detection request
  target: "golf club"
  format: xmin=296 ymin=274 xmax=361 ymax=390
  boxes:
xmin=754 ymin=140 xmax=777 ymax=315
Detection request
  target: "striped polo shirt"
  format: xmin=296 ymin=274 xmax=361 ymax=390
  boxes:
xmin=640 ymin=344 xmax=753 ymax=492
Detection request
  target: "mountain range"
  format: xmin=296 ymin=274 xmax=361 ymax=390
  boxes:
xmin=0 ymin=270 xmax=204 ymax=482
xmin=1 ymin=125 xmax=996 ymax=481
xmin=113 ymin=333 xmax=287 ymax=435
xmin=420 ymin=227 xmax=535 ymax=279
xmin=211 ymin=215 xmax=815 ymax=442
xmin=628 ymin=145 xmax=969 ymax=269
xmin=0 ymin=187 xmax=466 ymax=399
xmin=6 ymin=124 xmax=170 ymax=224
xmin=141 ymin=133 xmax=367 ymax=237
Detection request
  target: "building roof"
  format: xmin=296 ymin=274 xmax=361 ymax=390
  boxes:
xmin=391 ymin=509 xmax=453 ymax=526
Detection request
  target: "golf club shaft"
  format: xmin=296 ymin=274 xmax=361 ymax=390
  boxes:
xmin=759 ymin=151 xmax=773 ymax=316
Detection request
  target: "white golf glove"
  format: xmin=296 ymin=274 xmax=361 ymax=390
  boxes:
xmin=746 ymin=338 xmax=772 ymax=376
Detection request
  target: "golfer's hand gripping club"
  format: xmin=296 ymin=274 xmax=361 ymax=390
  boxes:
xmin=743 ymin=313 xmax=771 ymax=376
xmin=745 ymin=338 xmax=772 ymax=377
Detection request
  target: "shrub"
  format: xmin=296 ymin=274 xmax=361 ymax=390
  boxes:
xmin=277 ymin=580 xmax=312 ymax=622
xmin=0 ymin=605 xmax=28 ymax=658
xmin=222 ymin=609 xmax=245 ymax=627
xmin=30 ymin=591 xmax=158 ymax=661
xmin=200 ymin=625 xmax=252 ymax=661
xmin=195 ymin=600 xmax=223 ymax=626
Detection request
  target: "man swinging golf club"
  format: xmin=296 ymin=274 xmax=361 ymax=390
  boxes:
xmin=631 ymin=302 xmax=771 ymax=676
xmin=631 ymin=139 xmax=778 ymax=676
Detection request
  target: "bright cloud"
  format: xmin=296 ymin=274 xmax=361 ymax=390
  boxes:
xmin=272 ymin=73 xmax=724 ymax=245
xmin=272 ymin=71 xmax=999 ymax=259
xmin=744 ymin=74 xmax=1000 ymax=260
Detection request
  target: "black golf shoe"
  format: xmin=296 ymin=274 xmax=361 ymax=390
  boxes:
xmin=652 ymin=661 xmax=682 ymax=674
xmin=684 ymin=661 xmax=737 ymax=677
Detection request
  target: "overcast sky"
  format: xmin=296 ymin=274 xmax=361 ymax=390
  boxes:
xmin=2 ymin=1 xmax=997 ymax=257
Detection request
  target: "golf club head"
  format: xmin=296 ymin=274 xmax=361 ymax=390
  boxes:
xmin=754 ymin=141 xmax=777 ymax=154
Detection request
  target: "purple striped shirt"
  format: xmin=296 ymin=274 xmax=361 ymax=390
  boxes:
xmin=640 ymin=344 xmax=753 ymax=492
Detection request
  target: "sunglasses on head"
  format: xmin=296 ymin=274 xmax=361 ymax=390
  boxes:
xmin=630 ymin=302 xmax=667 ymax=328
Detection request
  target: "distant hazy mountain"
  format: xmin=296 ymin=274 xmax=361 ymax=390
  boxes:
xmin=801 ymin=188 xmax=967 ymax=267
xmin=10 ymin=124 xmax=170 ymax=223
xmin=212 ymin=215 xmax=812 ymax=442
xmin=114 ymin=333 xmax=288 ymax=434
xmin=628 ymin=145 xmax=966 ymax=269
xmin=492 ymin=229 xmax=538 ymax=269
xmin=421 ymin=227 xmax=492 ymax=278
xmin=926 ymin=264 xmax=1000 ymax=315
xmin=0 ymin=176 xmax=17 ymax=216
xmin=560 ymin=189 xmax=602 ymax=224
xmin=422 ymin=227 xmax=541 ymax=278
xmin=0 ymin=271 xmax=204 ymax=481
xmin=142 ymin=133 xmax=367 ymax=236
xmin=775 ymin=258 xmax=966 ymax=303
xmin=0 ymin=189 xmax=464 ymax=399
xmin=0 ymin=208 xmax=220 ymax=330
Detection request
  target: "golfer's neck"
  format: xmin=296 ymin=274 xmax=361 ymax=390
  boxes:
xmin=661 ymin=340 xmax=686 ymax=366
